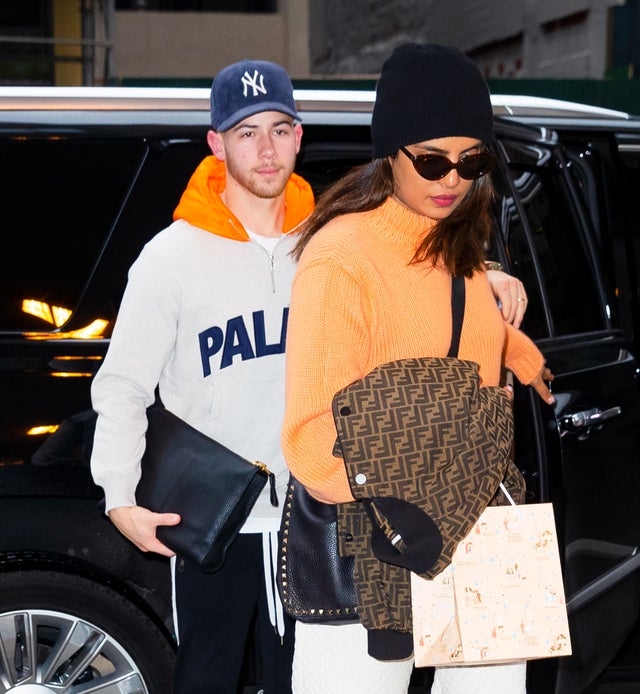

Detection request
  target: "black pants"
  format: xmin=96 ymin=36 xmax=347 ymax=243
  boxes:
xmin=173 ymin=533 xmax=295 ymax=694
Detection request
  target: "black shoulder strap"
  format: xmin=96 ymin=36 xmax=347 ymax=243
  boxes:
xmin=448 ymin=275 xmax=466 ymax=358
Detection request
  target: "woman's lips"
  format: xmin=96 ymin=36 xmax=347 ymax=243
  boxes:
xmin=430 ymin=195 xmax=457 ymax=207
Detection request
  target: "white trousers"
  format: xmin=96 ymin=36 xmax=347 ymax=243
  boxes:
xmin=432 ymin=661 xmax=526 ymax=693
xmin=292 ymin=621 xmax=413 ymax=693
xmin=292 ymin=621 xmax=526 ymax=694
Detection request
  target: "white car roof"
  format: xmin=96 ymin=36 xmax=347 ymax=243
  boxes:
xmin=0 ymin=86 xmax=632 ymax=125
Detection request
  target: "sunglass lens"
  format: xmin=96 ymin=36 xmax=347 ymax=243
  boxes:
xmin=457 ymin=154 xmax=492 ymax=179
xmin=415 ymin=155 xmax=452 ymax=180
xmin=412 ymin=153 xmax=494 ymax=180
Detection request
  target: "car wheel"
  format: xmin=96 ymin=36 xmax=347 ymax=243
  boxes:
xmin=0 ymin=569 xmax=175 ymax=692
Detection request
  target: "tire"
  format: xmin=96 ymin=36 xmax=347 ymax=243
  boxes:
xmin=0 ymin=569 xmax=175 ymax=693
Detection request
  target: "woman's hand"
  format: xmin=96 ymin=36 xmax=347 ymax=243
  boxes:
xmin=503 ymin=365 xmax=554 ymax=405
xmin=530 ymin=364 xmax=555 ymax=405
xmin=486 ymin=269 xmax=528 ymax=328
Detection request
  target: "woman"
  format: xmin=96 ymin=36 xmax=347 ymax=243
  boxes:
xmin=281 ymin=43 xmax=554 ymax=693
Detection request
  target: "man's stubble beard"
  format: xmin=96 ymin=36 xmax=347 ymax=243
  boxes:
xmin=225 ymin=157 xmax=295 ymax=200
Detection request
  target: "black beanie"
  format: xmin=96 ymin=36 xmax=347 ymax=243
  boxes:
xmin=371 ymin=43 xmax=494 ymax=159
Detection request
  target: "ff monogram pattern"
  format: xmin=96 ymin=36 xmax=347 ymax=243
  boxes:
xmin=331 ymin=356 xmax=523 ymax=636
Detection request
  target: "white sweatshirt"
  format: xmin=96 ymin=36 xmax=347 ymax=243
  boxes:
xmin=90 ymin=155 xmax=314 ymax=528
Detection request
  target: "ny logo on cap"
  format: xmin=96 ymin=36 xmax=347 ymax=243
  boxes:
xmin=241 ymin=69 xmax=267 ymax=97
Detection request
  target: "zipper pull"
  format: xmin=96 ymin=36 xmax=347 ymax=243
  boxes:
xmin=269 ymin=253 xmax=276 ymax=293
xmin=253 ymin=461 xmax=279 ymax=507
xmin=269 ymin=471 xmax=279 ymax=507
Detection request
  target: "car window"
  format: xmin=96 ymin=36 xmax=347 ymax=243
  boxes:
xmin=618 ymin=140 xmax=640 ymax=331
xmin=618 ymin=139 xmax=640 ymax=217
xmin=0 ymin=138 xmax=147 ymax=331
xmin=295 ymin=124 xmax=373 ymax=197
xmin=73 ymin=138 xmax=211 ymax=331
xmin=493 ymin=137 xmax=608 ymax=339
xmin=538 ymin=128 xmax=640 ymax=343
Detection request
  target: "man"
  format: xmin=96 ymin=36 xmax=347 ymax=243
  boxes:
xmin=90 ymin=59 xmax=312 ymax=693
xmin=90 ymin=57 xmax=527 ymax=693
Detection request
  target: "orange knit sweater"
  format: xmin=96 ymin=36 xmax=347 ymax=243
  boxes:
xmin=281 ymin=196 xmax=544 ymax=504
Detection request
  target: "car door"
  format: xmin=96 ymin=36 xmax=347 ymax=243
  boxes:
xmin=491 ymin=120 xmax=640 ymax=694
xmin=0 ymin=135 xmax=147 ymax=470
xmin=0 ymin=131 xmax=208 ymax=470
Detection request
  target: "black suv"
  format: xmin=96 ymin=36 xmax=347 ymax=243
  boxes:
xmin=1 ymin=86 xmax=640 ymax=694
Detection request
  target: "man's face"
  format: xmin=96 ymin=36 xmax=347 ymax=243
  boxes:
xmin=211 ymin=110 xmax=303 ymax=199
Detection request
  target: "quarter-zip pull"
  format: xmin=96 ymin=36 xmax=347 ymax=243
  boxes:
xmin=247 ymin=235 xmax=280 ymax=293
xmin=269 ymin=253 xmax=276 ymax=293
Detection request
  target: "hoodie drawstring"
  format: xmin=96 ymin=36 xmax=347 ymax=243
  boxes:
xmin=262 ymin=529 xmax=286 ymax=639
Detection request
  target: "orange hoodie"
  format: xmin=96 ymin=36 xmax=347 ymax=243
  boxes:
xmin=173 ymin=155 xmax=315 ymax=240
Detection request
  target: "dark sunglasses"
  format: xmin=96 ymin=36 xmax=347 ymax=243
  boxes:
xmin=399 ymin=147 xmax=495 ymax=181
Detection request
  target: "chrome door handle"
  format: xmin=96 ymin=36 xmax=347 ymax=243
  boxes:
xmin=559 ymin=406 xmax=622 ymax=438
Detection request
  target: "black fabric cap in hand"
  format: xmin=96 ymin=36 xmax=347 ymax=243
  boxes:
xmin=363 ymin=496 xmax=443 ymax=574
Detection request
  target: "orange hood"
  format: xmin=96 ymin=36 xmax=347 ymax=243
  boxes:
xmin=173 ymin=155 xmax=315 ymax=241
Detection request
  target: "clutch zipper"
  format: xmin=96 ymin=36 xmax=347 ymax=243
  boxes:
xmin=252 ymin=461 xmax=279 ymax=507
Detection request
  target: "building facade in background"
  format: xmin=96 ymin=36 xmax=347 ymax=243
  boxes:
xmin=1 ymin=1 xmax=639 ymax=100
xmin=308 ymin=0 xmax=628 ymax=79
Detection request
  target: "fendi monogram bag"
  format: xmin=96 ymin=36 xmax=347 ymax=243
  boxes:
xmin=333 ymin=355 xmax=517 ymax=579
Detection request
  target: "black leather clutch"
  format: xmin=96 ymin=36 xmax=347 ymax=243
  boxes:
xmin=136 ymin=406 xmax=276 ymax=572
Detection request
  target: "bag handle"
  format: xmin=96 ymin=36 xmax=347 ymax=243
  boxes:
xmin=449 ymin=276 xmax=517 ymax=510
xmin=448 ymin=275 xmax=465 ymax=359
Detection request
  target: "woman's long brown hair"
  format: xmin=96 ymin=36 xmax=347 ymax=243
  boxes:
xmin=293 ymin=157 xmax=495 ymax=278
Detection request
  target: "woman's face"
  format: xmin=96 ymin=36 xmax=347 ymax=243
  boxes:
xmin=390 ymin=136 xmax=483 ymax=220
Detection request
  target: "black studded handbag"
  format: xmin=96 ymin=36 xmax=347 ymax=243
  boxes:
xmin=277 ymin=475 xmax=359 ymax=622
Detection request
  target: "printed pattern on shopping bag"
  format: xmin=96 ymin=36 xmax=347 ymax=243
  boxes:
xmin=412 ymin=503 xmax=572 ymax=666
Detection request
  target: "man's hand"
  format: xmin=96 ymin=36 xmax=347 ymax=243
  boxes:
xmin=487 ymin=269 xmax=528 ymax=328
xmin=108 ymin=505 xmax=181 ymax=557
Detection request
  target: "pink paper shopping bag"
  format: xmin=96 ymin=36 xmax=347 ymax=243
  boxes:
xmin=411 ymin=502 xmax=571 ymax=667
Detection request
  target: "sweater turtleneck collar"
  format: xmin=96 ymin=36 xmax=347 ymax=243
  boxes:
xmin=370 ymin=196 xmax=437 ymax=250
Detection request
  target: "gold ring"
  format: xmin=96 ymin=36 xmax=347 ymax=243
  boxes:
xmin=517 ymin=297 xmax=525 ymax=303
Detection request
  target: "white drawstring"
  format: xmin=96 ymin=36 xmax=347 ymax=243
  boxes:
xmin=262 ymin=529 xmax=286 ymax=638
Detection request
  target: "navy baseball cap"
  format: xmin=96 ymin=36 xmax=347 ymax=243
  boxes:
xmin=210 ymin=59 xmax=299 ymax=132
